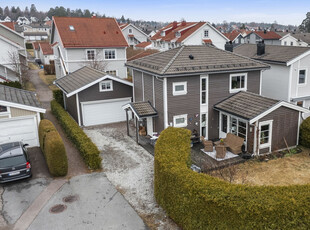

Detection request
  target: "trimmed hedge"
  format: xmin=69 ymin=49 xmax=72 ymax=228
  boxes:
xmin=300 ymin=117 xmax=310 ymax=148
xmin=38 ymin=119 xmax=68 ymax=177
xmin=154 ymin=127 xmax=310 ymax=230
xmin=0 ymin=81 xmax=22 ymax=89
xmin=53 ymin=89 xmax=64 ymax=108
xmin=51 ymin=100 xmax=102 ymax=169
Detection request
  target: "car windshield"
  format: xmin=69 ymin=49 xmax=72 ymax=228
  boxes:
xmin=0 ymin=155 xmax=26 ymax=168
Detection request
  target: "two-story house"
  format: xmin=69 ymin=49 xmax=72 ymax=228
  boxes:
xmin=51 ymin=16 xmax=129 ymax=79
xmin=243 ymin=30 xmax=281 ymax=45
xmin=38 ymin=42 xmax=54 ymax=65
xmin=150 ymin=21 xmax=229 ymax=51
xmin=124 ymin=45 xmax=308 ymax=155
xmin=0 ymin=23 xmax=26 ymax=82
xmin=223 ymin=30 xmax=244 ymax=47
xmin=235 ymin=43 xmax=310 ymax=118
xmin=119 ymin=23 xmax=149 ymax=47
xmin=280 ymin=33 xmax=310 ymax=47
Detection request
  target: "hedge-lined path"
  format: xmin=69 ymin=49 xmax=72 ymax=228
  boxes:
xmin=28 ymin=69 xmax=88 ymax=177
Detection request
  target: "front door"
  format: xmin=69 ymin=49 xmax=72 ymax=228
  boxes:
xmin=200 ymin=75 xmax=208 ymax=138
xmin=219 ymin=113 xmax=228 ymax=138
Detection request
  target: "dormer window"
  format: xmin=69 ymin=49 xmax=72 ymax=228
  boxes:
xmin=175 ymin=31 xmax=181 ymax=38
xmin=160 ymin=31 xmax=165 ymax=36
xmin=69 ymin=25 xmax=75 ymax=31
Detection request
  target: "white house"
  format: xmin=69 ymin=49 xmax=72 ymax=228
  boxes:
xmin=119 ymin=23 xmax=149 ymax=47
xmin=280 ymin=33 xmax=310 ymax=47
xmin=235 ymin=43 xmax=310 ymax=118
xmin=44 ymin=16 xmax=51 ymax=22
xmin=0 ymin=16 xmax=12 ymax=22
xmin=0 ymin=23 xmax=26 ymax=82
xmin=150 ymin=21 xmax=229 ymax=51
xmin=16 ymin=17 xmax=30 ymax=25
xmin=51 ymin=16 xmax=129 ymax=79
xmin=38 ymin=42 xmax=54 ymax=65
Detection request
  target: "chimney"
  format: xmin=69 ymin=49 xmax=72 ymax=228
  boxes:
xmin=172 ymin=21 xmax=177 ymax=29
xmin=181 ymin=20 xmax=186 ymax=26
xmin=225 ymin=41 xmax=233 ymax=52
xmin=91 ymin=14 xmax=97 ymax=18
xmin=257 ymin=40 xmax=265 ymax=56
xmin=264 ymin=29 xmax=267 ymax=34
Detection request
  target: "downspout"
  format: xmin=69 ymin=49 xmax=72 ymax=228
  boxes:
xmin=163 ymin=77 xmax=169 ymax=129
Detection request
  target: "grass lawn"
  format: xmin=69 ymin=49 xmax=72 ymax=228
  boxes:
xmin=24 ymin=81 xmax=36 ymax=91
xmin=38 ymin=70 xmax=58 ymax=91
xmin=210 ymin=147 xmax=310 ymax=186
xmin=27 ymin=49 xmax=34 ymax=57
xmin=28 ymin=62 xmax=39 ymax=70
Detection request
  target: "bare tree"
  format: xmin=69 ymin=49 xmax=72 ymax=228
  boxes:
xmin=7 ymin=49 xmax=29 ymax=86
xmin=81 ymin=50 xmax=109 ymax=72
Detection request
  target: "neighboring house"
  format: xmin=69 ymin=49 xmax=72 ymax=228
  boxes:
xmin=119 ymin=23 xmax=149 ymax=47
xmin=38 ymin=42 xmax=54 ymax=64
xmin=223 ymin=30 xmax=243 ymax=46
xmin=124 ymin=45 xmax=308 ymax=155
xmin=30 ymin=17 xmax=39 ymax=23
xmin=16 ymin=17 xmax=30 ymax=25
xmin=234 ymin=43 xmax=310 ymax=118
xmin=44 ymin=16 xmax=51 ymax=22
xmin=134 ymin=41 xmax=152 ymax=50
xmin=54 ymin=66 xmax=133 ymax=126
xmin=0 ymin=85 xmax=46 ymax=146
xmin=150 ymin=21 xmax=229 ymax=51
xmin=243 ymin=30 xmax=281 ymax=45
xmin=51 ymin=16 xmax=129 ymax=79
xmin=0 ymin=16 xmax=12 ymax=22
xmin=32 ymin=42 xmax=40 ymax=59
xmin=23 ymin=31 xmax=49 ymax=41
xmin=280 ymin=33 xmax=310 ymax=47
xmin=0 ymin=22 xmax=15 ymax=31
xmin=24 ymin=23 xmax=51 ymax=36
xmin=0 ymin=23 xmax=26 ymax=82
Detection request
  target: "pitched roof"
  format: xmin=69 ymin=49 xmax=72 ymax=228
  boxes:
xmin=135 ymin=41 xmax=151 ymax=48
xmin=234 ymin=44 xmax=310 ymax=64
xmin=223 ymin=30 xmax=240 ymax=41
xmin=32 ymin=42 xmax=39 ymax=50
xmin=276 ymin=31 xmax=290 ymax=38
xmin=127 ymin=49 xmax=159 ymax=61
xmin=127 ymin=45 xmax=269 ymax=76
xmin=123 ymin=101 xmax=157 ymax=119
xmin=291 ymin=33 xmax=310 ymax=44
xmin=0 ymin=84 xmax=44 ymax=112
xmin=0 ymin=22 xmax=15 ymax=31
xmin=119 ymin=23 xmax=129 ymax=30
xmin=54 ymin=66 xmax=132 ymax=96
xmin=39 ymin=42 xmax=53 ymax=55
xmin=53 ymin=17 xmax=128 ymax=48
xmin=214 ymin=91 xmax=278 ymax=120
xmin=253 ymin=31 xmax=281 ymax=40
xmin=150 ymin=21 xmax=207 ymax=43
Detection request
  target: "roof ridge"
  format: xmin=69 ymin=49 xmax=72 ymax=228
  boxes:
xmin=161 ymin=46 xmax=185 ymax=74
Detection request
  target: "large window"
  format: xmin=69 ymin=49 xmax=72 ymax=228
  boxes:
xmin=230 ymin=73 xmax=247 ymax=93
xmin=106 ymin=70 xmax=117 ymax=76
xmin=201 ymin=77 xmax=207 ymax=104
xmin=173 ymin=82 xmax=187 ymax=96
xmin=228 ymin=116 xmax=246 ymax=140
xmin=99 ymin=80 xmax=113 ymax=92
xmin=104 ymin=50 xmax=116 ymax=59
xmin=298 ymin=69 xmax=306 ymax=84
xmin=86 ymin=50 xmax=95 ymax=60
xmin=259 ymin=120 xmax=272 ymax=149
xmin=173 ymin=114 xmax=187 ymax=128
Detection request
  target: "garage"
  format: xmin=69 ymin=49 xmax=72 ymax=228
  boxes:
xmin=0 ymin=116 xmax=39 ymax=146
xmin=82 ymin=98 xmax=132 ymax=126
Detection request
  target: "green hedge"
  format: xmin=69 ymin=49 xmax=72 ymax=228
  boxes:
xmin=154 ymin=127 xmax=310 ymax=230
xmin=51 ymin=100 xmax=102 ymax=169
xmin=26 ymin=43 xmax=33 ymax=49
xmin=53 ymin=89 xmax=64 ymax=108
xmin=0 ymin=81 xmax=22 ymax=89
xmin=300 ymin=117 xmax=310 ymax=148
xmin=38 ymin=119 xmax=68 ymax=177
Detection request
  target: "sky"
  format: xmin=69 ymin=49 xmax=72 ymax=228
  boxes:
xmin=1 ymin=0 xmax=309 ymax=25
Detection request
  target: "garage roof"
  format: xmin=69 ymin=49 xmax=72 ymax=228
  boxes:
xmin=0 ymin=85 xmax=45 ymax=113
xmin=54 ymin=66 xmax=133 ymax=97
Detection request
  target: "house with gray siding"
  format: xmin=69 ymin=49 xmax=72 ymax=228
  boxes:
xmin=54 ymin=66 xmax=133 ymax=126
xmin=243 ymin=30 xmax=281 ymax=45
xmin=125 ymin=45 xmax=308 ymax=155
xmin=51 ymin=16 xmax=129 ymax=79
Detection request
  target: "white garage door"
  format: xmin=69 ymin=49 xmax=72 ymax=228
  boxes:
xmin=0 ymin=116 xmax=39 ymax=147
xmin=82 ymin=98 xmax=131 ymax=126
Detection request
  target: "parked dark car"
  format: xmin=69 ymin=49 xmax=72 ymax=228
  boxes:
xmin=0 ymin=142 xmax=32 ymax=183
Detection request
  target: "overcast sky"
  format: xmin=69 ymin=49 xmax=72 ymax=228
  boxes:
xmin=1 ymin=0 xmax=309 ymax=25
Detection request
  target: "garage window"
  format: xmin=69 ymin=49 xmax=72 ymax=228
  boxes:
xmin=0 ymin=105 xmax=7 ymax=113
xmin=100 ymin=80 xmax=113 ymax=92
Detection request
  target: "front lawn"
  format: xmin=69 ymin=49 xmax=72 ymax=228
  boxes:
xmin=209 ymin=147 xmax=310 ymax=186
xmin=38 ymin=70 xmax=58 ymax=91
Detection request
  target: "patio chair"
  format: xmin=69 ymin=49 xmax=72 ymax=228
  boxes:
xmin=200 ymin=136 xmax=213 ymax=152
xmin=214 ymin=133 xmax=244 ymax=154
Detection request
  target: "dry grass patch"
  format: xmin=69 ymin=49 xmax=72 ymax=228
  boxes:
xmin=213 ymin=148 xmax=310 ymax=186
xmin=28 ymin=62 xmax=39 ymax=70
xmin=39 ymin=70 xmax=58 ymax=91
xmin=27 ymin=49 xmax=34 ymax=57
xmin=24 ymin=81 xmax=36 ymax=91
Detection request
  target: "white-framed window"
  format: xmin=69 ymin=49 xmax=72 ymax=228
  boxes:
xmin=173 ymin=82 xmax=187 ymax=96
xmin=104 ymin=49 xmax=116 ymax=59
xmin=204 ymin=29 xmax=209 ymax=38
xmin=290 ymin=41 xmax=294 ymax=46
xmin=0 ymin=105 xmax=9 ymax=117
xmin=229 ymin=73 xmax=247 ymax=93
xmin=173 ymin=114 xmax=187 ymax=128
xmin=106 ymin=70 xmax=117 ymax=76
xmin=298 ymin=69 xmax=307 ymax=85
xmin=297 ymin=101 xmax=304 ymax=107
xmin=175 ymin=31 xmax=181 ymax=38
xmin=284 ymin=41 xmax=287 ymax=46
xmin=201 ymin=77 xmax=207 ymax=104
xmin=128 ymin=28 xmax=133 ymax=34
xmin=86 ymin=49 xmax=95 ymax=60
xmin=259 ymin=120 xmax=273 ymax=149
xmin=99 ymin=80 xmax=113 ymax=92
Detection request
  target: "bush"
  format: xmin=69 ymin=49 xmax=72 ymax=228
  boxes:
xmin=44 ymin=64 xmax=55 ymax=75
xmin=0 ymin=81 xmax=22 ymax=89
xmin=53 ymin=89 xmax=64 ymax=108
xmin=38 ymin=119 xmax=68 ymax=177
xmin=44 ymin=130 xmax=68 ymax=176
xmin=300 ymin=117 xmax=310 ymax=148
xmin=154 ymin=127 xmax=310 ymax=230
xmin=26 ymin=43 xmax=33 ymax=49
xmin=51 ymin=100 xmax=102 ymax=169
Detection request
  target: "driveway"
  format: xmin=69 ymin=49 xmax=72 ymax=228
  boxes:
xmin=84 ymin=122 xmax=179 ymax=230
